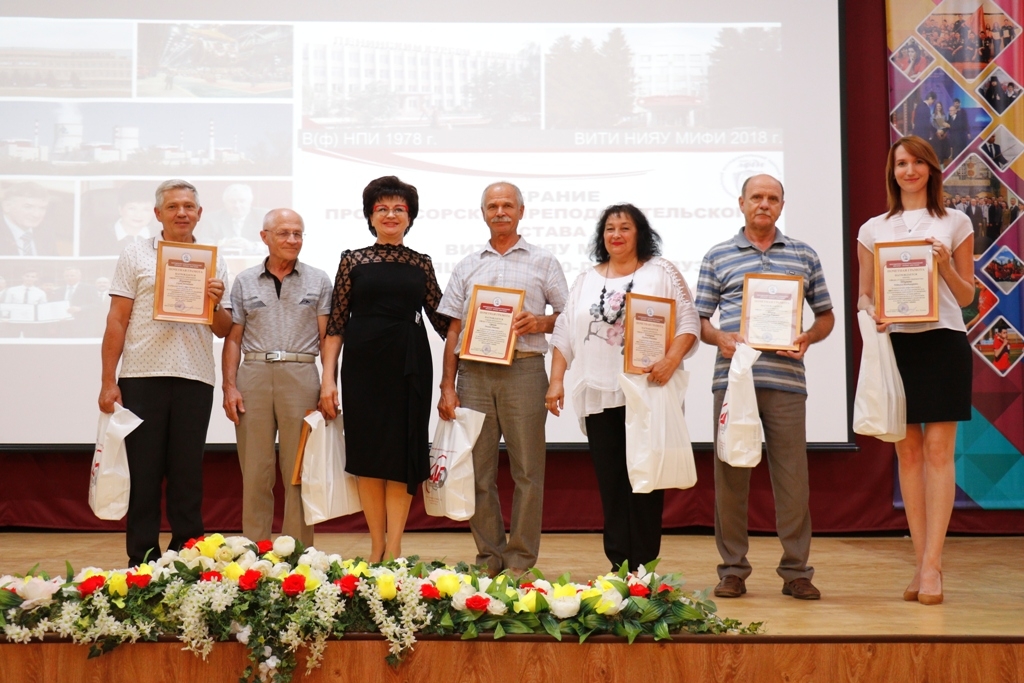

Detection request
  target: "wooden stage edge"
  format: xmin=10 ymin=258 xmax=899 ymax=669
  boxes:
xmin=3 ymin=534 xmax=1023 ymax=681
xmin=3 ymin=637 xmax=1023 ymax=683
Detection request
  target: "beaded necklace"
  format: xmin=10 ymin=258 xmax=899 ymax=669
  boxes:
xmin=597 ymin=259 xmax=639 ymax=324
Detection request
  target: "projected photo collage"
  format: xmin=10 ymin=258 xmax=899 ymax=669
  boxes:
xmin=297 ymin=23 xmax=783 ymax=152
xmin=888 ymin=3 xmax=1024 ymax=382
xmin=0 ymin=18 xmax=294 ymax=339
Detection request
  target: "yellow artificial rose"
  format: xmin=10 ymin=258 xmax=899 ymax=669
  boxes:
xmin=293 ymin=565 xmax=320 ymax=591
xmin=264 ymin=552 xmax=282 ymax=565
xmin=223 ymin=563 xmax=244 ymax=581
xmin=579 ymin=587 xmax=602 ymax=601
xmin=513 ymin=589 xmax=538 ymax=613
xmin=81 ymin=569 xmax=107 ymax=580
xmin=196 ymin=538 xmax=222 ymax=559
xmin=377 ymin=574 xmax=397 ymax=600
xmin=435 ymin=574 xmax=461 ymax=597
xmin=135 ymin=564 xmax=153 ymax=576
xmin=349 ymin=561 xmax=369 ymax=578
xmin=107 ymin=573 xmax=128 ymax=597
xmin=504 ymin=586 xmax=519 ymax=600
xmin=597 ymin=579 xmax=614 ymax=592
xmin=553 ymin=584 xmax=578 ymax=599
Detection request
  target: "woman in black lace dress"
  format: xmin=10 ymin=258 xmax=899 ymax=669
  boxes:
xmin=319 ymin=176 xmax=448 ymax=562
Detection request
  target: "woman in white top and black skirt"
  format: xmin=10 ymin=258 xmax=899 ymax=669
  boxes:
xmin=546 ymin=204 xmax=700 ymax=572
xmin=857 ymin=136 xmax=975 ymax=605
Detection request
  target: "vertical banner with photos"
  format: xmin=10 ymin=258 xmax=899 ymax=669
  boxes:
xmin=887 ymin=0 xmax=1024 ymax=509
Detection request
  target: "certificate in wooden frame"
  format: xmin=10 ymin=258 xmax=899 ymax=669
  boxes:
xmin=739 ymin=273 xmax=804 ymax=352
xmin=874 ymin=240 xmax=939 ymax=324
xmin=458 ymin=284 xmax=525 ymax=365
xmin=154 ymin=241 xmax=217 ymax=324
xmin=624 ymin=293 xmax=675 ymax=374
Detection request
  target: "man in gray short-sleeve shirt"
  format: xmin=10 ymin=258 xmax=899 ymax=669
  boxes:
xmin=222 ymin=208 xmax=332 ymax=547
xmin=437 ymin=182 xmax=568 ymax=576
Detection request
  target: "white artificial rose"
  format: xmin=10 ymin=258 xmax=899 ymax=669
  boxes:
xmin=599 ymin=588 xmax=627 ymax=616
xmin=215 ymin=546 xmax=235 ymax=563
xmin=16 ymin=577 xmax=62 ymax=610
xmin=178 ymin=547 xmax=200 ymax=562
xmin=532 ymin=579 xmax=553 ymax=595
xmin=298 ymin=550 xmax=329 ymax=573
xmin=485 ymin=597 xmax=508 ymax=616
xmin=549 ymin=594 xmax=582 ymax=619
xmin=236 ymin=550 xmax=257 ymax=571
xmin=249 ymin=560 xmax=273 ymax=576
xmin=272 ymin=536 xmax=296 ymax=557
xmin=268 ymin=562 xmax=290 ymax=579
xmin=476 ymin=577 xmax=492 ymax=593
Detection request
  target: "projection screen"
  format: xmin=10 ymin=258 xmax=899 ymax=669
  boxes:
xmin=0 ymin=0 xmax=848 ymax=446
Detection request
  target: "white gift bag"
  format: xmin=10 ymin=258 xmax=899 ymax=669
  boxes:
xmin=619 ymin=371 xmax=697 ymax=493
xmin=716 ymin=343 xmax=764 ymax=468
xmin=89 ymin=404 xmax=143 ymax=520
xmin=301 ymin=412 xmax=362 ymax=525
xmin=423 ymin=407 xmax=486 ymax=521
xmin=853 ymin=310 xmax=907 ymax=442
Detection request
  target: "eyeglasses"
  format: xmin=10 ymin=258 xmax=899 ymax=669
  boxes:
xmin=269 ymin=230 xmax=304 ymax=241
xmin=373 ymin=204 xmax=409 ymax=217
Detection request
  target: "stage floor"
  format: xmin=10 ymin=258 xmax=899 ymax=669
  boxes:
xmin=1 ymin=532 xmax=1021 ymax=638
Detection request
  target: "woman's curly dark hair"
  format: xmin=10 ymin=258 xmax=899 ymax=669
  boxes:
xmin=589 ymin=203 xmax=662 ymax=263
xmin=362 ymin=175 xmax=419 ymax=236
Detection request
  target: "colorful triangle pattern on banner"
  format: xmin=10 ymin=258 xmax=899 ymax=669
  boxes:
xmin=955 ymin=407 xmax=1024 ymax=509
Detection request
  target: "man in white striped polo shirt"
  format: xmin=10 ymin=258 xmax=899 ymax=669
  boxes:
xmin=696 ymin=174 xmax=835 ymax=601
xmin=222 ymin=208 xmax=332 ymax=548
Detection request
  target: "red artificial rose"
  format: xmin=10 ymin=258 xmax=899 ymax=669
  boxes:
xmin=200 ymin=571 xmax=223 ymax=582
xmin=77 ymin=575 xmax=106 ymax=597
xmin=183 ymin=536 xmax=204 ymax=550
xmin=282 ymin=574 xmax=306 ymax=597
xmin=334 ymin=574 xmax=359 ymax=597
xmin=628 ymin=583 xmax=651 ymax=598
xmin=256 ymin=540 xmax=273 ymax=555
xmin=464 ymin=594 xmax=490 ymax=611
xmin=419 ymin=583 xmax=441 ymax=600
xmin=238 ymin=569 xmax=262 ymax=592
xmin=657 ymin=584 xmax=672 ymax=594
xmin=125 ymin=573 xmax=151 ymax=590
xmin=4 ymin=587 xmax=17 ymax=594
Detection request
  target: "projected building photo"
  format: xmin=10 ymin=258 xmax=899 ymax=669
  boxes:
xmin=136 ymin=23 xmax=293 ymax=98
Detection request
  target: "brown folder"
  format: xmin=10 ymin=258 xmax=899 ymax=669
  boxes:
xmin=290 ymin=410 xmax=317 ymax=486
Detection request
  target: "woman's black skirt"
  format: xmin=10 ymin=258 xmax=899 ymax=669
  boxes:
xmin=890 ymin=328 xmax=973 ymax=424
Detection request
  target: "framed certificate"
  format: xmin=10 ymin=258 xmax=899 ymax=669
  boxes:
xmin=154 ymin=241 xmax=217 ymax=324
xmin=740 ymin=273 xmax=804 ymax=352
xmin=624 ymin=293 xmax=675 ymax=374
xmin=874 ymin=240 xmax=939 ymax=324
xmin=459 ymin=284 xmax=525 ymax=365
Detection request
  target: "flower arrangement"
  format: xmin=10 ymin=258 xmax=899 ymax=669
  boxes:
xmin=1 ymin=535 xmax=762 ymax=683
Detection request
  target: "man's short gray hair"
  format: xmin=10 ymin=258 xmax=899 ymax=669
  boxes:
xmin=262 ymin=207 xmax=304 ymax=232
xmin=154 ymin=179 xmax=200 ymax=208
xmin=480 ymin=181 xmax=524 ymax=209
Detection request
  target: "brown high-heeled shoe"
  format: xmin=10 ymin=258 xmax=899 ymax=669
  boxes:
xmin=917 ymin=571 xmax=943 ymax=605
xmin=903 ymin=573 xmax=920 ymax=601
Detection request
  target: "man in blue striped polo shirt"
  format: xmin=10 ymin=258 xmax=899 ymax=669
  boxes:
xmin=695 ymin=174 xmax=835 ymax=601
